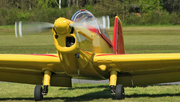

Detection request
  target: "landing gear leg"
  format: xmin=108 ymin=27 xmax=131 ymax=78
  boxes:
xmin=34 ymin=70 xmax=52 ymax=101
xmin=110 ymin=85 xmax=116 ymax=95
xmin=109 ymin=70 xmax=125 ymax=100
xmin=109 ymin=70 xmax=118 ymax=94
xmin=42 ymin=85 xmax=48 ymax=95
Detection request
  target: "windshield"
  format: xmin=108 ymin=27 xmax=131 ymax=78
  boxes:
xmin=71 ymin=10 xmax=110 ymax=40
xmin=71 ymin=10 xmax=97 ymax=28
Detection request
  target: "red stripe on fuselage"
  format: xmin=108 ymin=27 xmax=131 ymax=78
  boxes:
xmin=96 ymin=53 xmax=127 ymax=56
xmin=30 ymin=54 xmax=58 ymax=57
xmin=80 ymin=49 xmax=92 ymax=55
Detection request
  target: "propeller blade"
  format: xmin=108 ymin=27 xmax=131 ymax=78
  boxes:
xmin=15 ymin=21 xmax=54 ymax=37
xmin=107 ymin=16 xmax=110 ymax=29
xmin=15 ymin=21 xmax=18 ymax=38
xmin=98 ymin=16 xmax=110 ymax=29
xmin=19 ymin=21 xmax=22 ymax=37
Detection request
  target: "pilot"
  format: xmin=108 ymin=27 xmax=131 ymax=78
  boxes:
xmin=75 ymin=12 xmax=91 ymax=22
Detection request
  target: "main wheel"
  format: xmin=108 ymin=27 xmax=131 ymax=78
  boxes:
xmin=34 ymin=85 xmax=43 ymax=101
xmin=115 ymin=84 xmax=125 ymax=100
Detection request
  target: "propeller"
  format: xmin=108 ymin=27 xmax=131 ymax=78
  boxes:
xmin=15 ymin=21 xmax=54 ymax=38
xmin=14 ymin=16 xmax=110 ymax=38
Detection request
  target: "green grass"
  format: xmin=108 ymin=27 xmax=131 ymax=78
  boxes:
xmin=1 ymin=82 xmax=180 ymax=102
xmin=0 ymin=25 xmax=15 ymax=28
xmin=122 ymin=24 xmax=180 ymax=27
xmin=1 ymin=26 xmax=180 ymax=101
xmin=108 ymin=27 xmax=180 ymax=53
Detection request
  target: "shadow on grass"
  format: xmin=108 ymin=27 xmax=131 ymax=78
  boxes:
xmin=133 ymin=83 xmax=180 ymax=88
xmin=126 ymin=93 xmax=180 ymax=98
xmin=0 ymin=89 xmax=113 ymax=101
xmin=1 ymin=91 xmax=180 ymax=101
xmin=62 ymin=89 xmax=113 ymax=102
xmin=59 ymin=85 xmax=109 ymax=90
xmin=1 ymin=87 xmax=180 ymax=101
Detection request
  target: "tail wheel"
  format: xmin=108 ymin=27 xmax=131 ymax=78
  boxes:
xmin=115 ymin=84 xmax=125 ymax=100
xmin=34 ymin=85 xmax=43 ymax=101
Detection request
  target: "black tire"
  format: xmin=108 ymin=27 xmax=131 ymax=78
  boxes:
xmin=115 ymin=84 xmax=125 ymax=100
xmin=34 ymin=85 xmax=43 ymax=101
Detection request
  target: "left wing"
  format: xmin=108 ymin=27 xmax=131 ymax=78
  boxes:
xmin=0 ymin=54 xmax=71 ymax=87
xmin=94 ymin=53 xmax=180 ymax=86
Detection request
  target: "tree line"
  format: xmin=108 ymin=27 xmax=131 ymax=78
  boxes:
xmin=0 ymin=0 xmax=180 ymax=26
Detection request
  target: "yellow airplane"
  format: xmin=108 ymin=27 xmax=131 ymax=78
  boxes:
xmin=1 ymin=9 xmax=180 ymax=101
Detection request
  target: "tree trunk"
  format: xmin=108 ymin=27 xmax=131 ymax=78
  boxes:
xmin=73 ymin=0 xmax=76 ymax=6
xmin=122 ymin=0 xmax=124 ymax=19
xmin=76 ymin=0 xmax=78 ymax=7
xmin=21 ymin=0 xmax=23 ymax=13
xmin=59 ymin=0 xmax=61 ymax=9
xmin=68 ymin=0 xmax=71 ymax=7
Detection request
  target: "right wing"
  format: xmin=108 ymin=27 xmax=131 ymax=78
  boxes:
xmin=0 ymin=54 xmax=71 ymax=87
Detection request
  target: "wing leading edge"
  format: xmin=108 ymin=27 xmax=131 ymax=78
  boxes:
xmin=94 ymin=53 xmax=180 ymax=86
xmin=0 ymin=54 xmax=71 ymax=87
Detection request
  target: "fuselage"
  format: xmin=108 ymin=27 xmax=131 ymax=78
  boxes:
xmin=52 ymin=13 xmax=114 ymax=80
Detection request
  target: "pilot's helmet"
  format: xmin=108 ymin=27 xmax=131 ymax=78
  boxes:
xmin=79 ymin=12 xmax=88 ymax=18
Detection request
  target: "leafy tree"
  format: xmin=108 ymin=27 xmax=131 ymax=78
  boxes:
xmin=162 ymin=0 xmax=180 ymax=14
xmin=136 ymin=0 xmax=163 ymax=13
xmin=35 ymin=0 xmax=57 ymax=8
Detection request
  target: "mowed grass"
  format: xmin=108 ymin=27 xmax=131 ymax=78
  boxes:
xmin=1 ymin=82 xmax=180 ymax=102
xmin=0 ymin=26 xmax=180 ymax=101
xmin=108 ymin=26 xmax=180 ymax=53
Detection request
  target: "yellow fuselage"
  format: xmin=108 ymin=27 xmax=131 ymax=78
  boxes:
xmin=53 ymin=17 xmax=114 ymax=80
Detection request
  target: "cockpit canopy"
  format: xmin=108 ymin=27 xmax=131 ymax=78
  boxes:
xmin=71 ymin=9 xmax=97 ymax=28
xmin=73 ymin=11 xmax=92 ymax=22
xmin=71 ymin=9 xmax=110 ymax=40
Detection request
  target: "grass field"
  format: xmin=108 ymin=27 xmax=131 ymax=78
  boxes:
xmin=0 ymin=26 xmax=180 ymax=101
xmin=1 ymin=82 xmax=180 ymax=102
